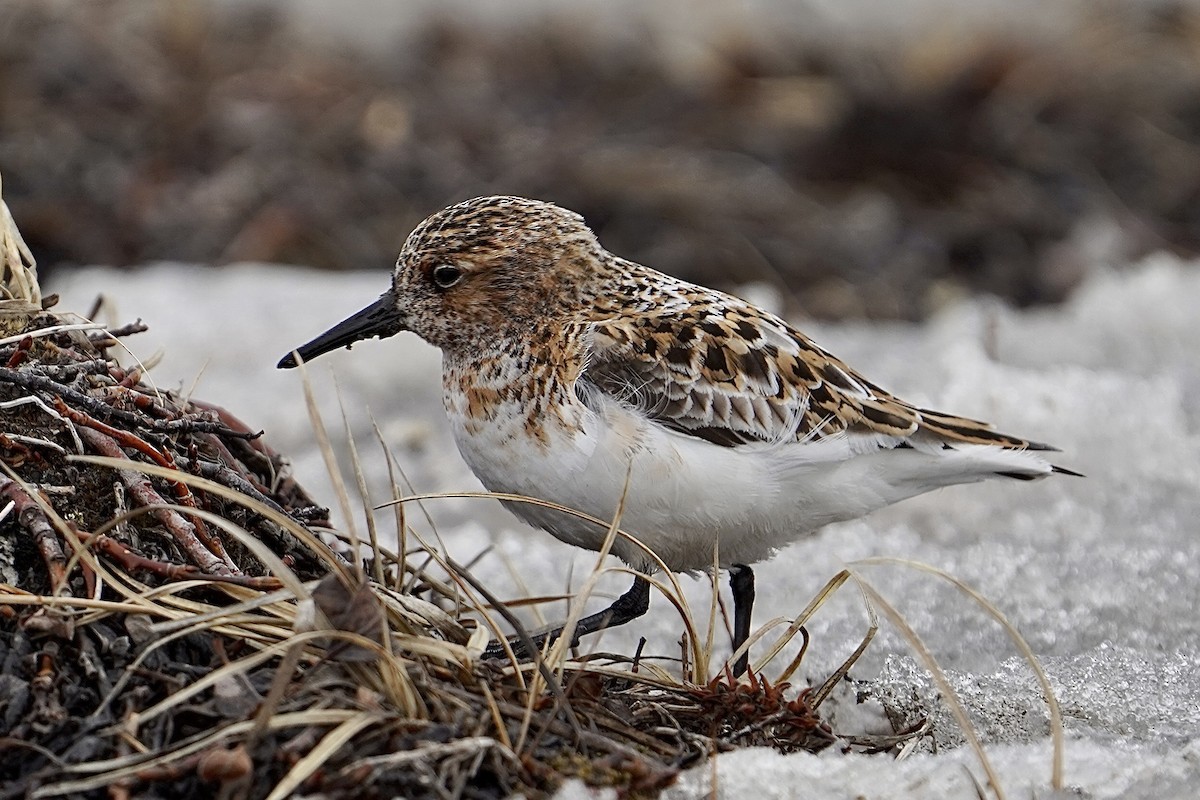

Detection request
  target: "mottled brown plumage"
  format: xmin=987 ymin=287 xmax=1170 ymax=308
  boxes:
xmin=380 ymin=195 xmax=1055 ymax=456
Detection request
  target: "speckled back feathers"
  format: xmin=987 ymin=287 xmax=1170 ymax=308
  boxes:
xmin=395 ymin=196 xmax=1049 ymax=455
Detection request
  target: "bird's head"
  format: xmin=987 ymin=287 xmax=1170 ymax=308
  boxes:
xmin=277 ymin=196 xmax=605 ymax=368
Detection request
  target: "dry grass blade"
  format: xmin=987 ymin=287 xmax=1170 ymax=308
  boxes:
xmin=351 ymin=735 xmax=515 ymax=771
xmin=705 ymin=542 xmax=721 ymax=678
xmin=0 ymin=169 xmax=40 ymax=309
xmin=852 ymin=556 xmax=1065 ymax=789
xmin=811 ymin=618 xmax=876 ymax=709
xmin=0 ymin=589 xmax=156 ymax=615
xmin=264 ymin=713 xmax=382 ymax=800
xmin=378 ymin=489 xmax=708 ymax=671
xmin=542 ymin=470 xmax=631 ymax=671
xmin=289 ymin=353 xmax=360 ymax=545
xmin=0 ymin=321 xmax=106 ymax=346
xmin=850 ymin=572 xmax=1006 ymax=800
xmin=339 ymin=396 xmax=379 ymax=580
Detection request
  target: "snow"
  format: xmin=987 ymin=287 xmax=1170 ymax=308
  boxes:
xmin=47 ymin=254 xmax=1200 ymax=798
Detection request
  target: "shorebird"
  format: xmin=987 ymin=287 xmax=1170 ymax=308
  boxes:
xmin=279 ymin=196 xmax=1075 ymax=675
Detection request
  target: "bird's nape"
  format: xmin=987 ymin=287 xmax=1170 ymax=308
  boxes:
xmin=277 ymin=291 xmax=406 ymax=369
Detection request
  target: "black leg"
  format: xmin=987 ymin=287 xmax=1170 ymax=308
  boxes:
xmin=486 ymin=575 xmax=651 ymax=659
xmin=729 ymin=563 xmax=755 ymax=677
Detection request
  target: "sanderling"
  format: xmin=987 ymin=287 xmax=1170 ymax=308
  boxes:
xmin=279 ymin=196 xmax=1076 ymax=674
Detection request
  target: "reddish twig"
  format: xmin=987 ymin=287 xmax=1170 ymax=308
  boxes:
xmin=5 ymin=336 xmax=33 ymax=369
xmin=200 ymin=433 xmax=266 ymax=491
xmin=188 ymin=400 xmax=329 ymax=516
xmin=116 ymin=367 xmax=141 ymax=389
xmin=0 ymin=476 xmax=68 ymax=592
xmin=53 ymin=398 xmax=232 ymax=567
xmin=77 ymin=427 xmax=234 ymax=576
xmin=77 ymin=530 xmax=281 ymax=591
xmin=186 ymin=399 xmax=269 ymax=454
xmin=0 ymin=433 xmax=36 ymax=466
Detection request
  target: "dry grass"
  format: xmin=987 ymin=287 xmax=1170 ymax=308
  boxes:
xmin=0 ymin=401 xmax=838 ymax=798
xmin=0 ymin=171 xmax=39 ymax=316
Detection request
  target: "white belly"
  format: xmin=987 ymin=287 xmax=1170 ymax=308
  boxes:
xmin=444 ymin=384 xmax=1051 ymax=573
xmin=447 ymin=394 xmax=830 ymax=572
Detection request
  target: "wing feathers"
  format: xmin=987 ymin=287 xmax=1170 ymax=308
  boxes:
xmin=584 ymin=265 xmax=1051 ymax=456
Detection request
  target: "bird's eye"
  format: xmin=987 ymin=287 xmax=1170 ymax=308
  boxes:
xmin=431 ymin=264 xmax=463 ymax=289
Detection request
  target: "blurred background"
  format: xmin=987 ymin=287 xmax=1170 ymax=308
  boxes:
xmin=3 ymin=0 xmax=1200 ymax=320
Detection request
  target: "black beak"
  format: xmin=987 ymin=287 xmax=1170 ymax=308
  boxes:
xmin=277 ymin=292 xmax=406 ymax=369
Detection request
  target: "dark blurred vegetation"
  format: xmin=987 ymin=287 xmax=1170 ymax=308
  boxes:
xmin=2 ymin=1 xmax=1200 ymax=319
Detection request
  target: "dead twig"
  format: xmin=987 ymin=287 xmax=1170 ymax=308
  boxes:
xmin=0 ymin=366 xmax=261 ymax=439
xmin=39 ymin=358 xmax=111 ymax=382
xmin=96 ymin=384 xmax=177 ymax=419
xmin=77 ymin=529 xmax=281 ymax=591
xmin=186 ymin=398 xmax=269 ymax=449
xmin=76 ymin=426 xmax=234 ymax=576
xmin=88 ymin=320 xmax=149 ymax=345
xmin=176 ymin=455 xmax=287 ymax=518
xmin=0 ymin=475 xmax=68 ymax=592
xmin=55 ymin=397 xmax=231 ymax=568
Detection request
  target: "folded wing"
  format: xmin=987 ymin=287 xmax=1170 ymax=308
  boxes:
xmin=580 ymin=283 xmax=1048 ymax=455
